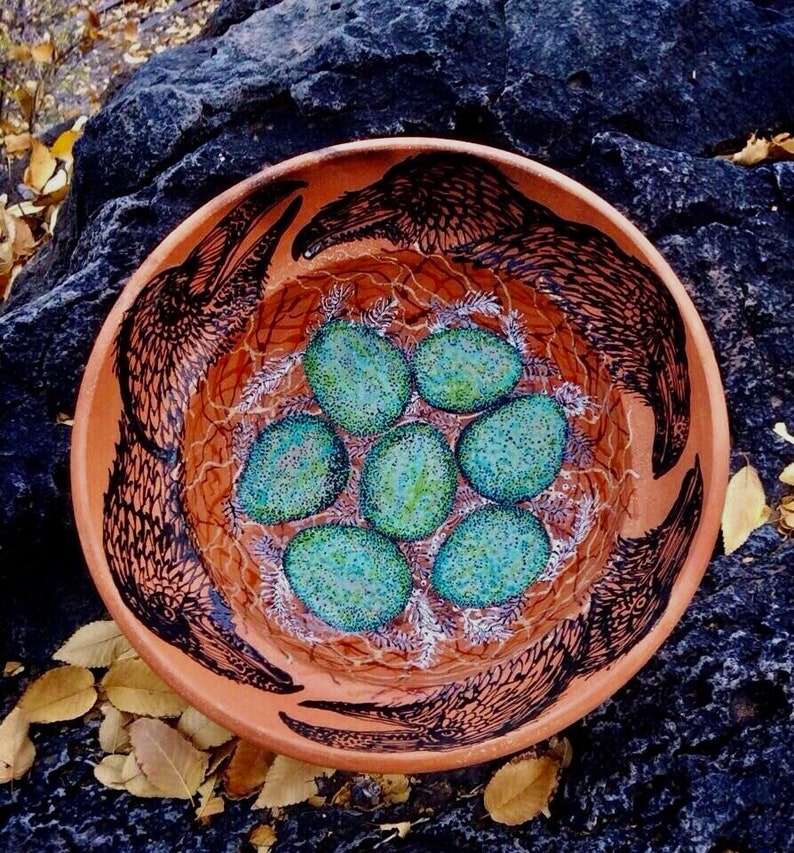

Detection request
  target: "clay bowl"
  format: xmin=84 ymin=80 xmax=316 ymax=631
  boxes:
xmin=72 ymin=138 xmax=728 ymax=772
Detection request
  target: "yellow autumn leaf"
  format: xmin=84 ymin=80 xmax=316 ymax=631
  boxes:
xmin=129 ymin=718 xmax=208 ymax=799
xmin=8 ymin=44 xmax=32 ymax=62
xmin=40 ymin=168 xmax=69 ymax=203
xmin=30 ymin=42 xmax=55 ymax=64
xmin=379 ymin=822 xmax=412 ymax=840
xmin=726 ymin=134 xmax=770 ymax=167
xmin=3 ymin=662 xmax=25 ymax=677
xmin=721 ymin=465 xmax=772 ymax=555
xmin=0 ymin=708 xmax=36 ymax=783
xmin=177 ymin=706 xmax=234 ymax=750
xmin=94 ymin=753 xmax=127 ymax=790
xmin=102 ymin=658 xmax=186 ymax=717
xmin=50 ymin=128 xmax=81 ymax=163
xmin=13 ymin=83 xmax=39 ymax=124
xmin=224 ymin=739 xmax=273 ymax=799
xmin=121 ymin=751 xmax=169 ymax=798
xmin=24 ymin=138 xmax=58 ymax=194
xmin=53 ymin=620 xmax=132 ymax=668
xmin=483 ymin=753 xmax=561 ymax=825
xmin=774 ymin=422 xmax=794 ymax=445
xmin=249 ymin=825 xmax=277 ymax=852
xmin=4 ymin=132 xmax=32 ymax=155
xmin=17 ymin=665 xmax=97 ymax=723
xmin=253 ymin=755 xmax=335 ymax=809
xmin=98 ymin=702 xmax=132 ymax=754
xmin=777 ymin=495 xmax=794 ymax=536
xmin=769 ymin=132 xmax=794 ymax=159
xmin=375 ymin=773 xmax=411 ymax=805
xmin=195 ymin=775 xmax=225 ymax=823
xmin=780 ymin=463 xmax=794 ymax=487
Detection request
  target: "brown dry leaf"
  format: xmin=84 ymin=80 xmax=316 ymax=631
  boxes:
xmin=378 ymin=822 xmax=412 ymax=840
xmin=726 ymin=133 xmax=770 ymax=166
xmin=177 ymin=706 xmax=234 ymax=750
xmin=777 ymin=495 xmax=794 ymax=536
xmin=98 ymin=702 xmax=132 ymax=754
xmin=123 ymin=21 xmax=139 ymax=42
xmin=129 ymin=718 xmax=208 ymax=800
xmin=30 ymin=42 xmax=55 ymax=64
xmin=195 ymin=775 xmax=225 ymax=823
xmin=53 ymin=620 xmax=132 ymax=668
xmin=121 ymin=751 xmax=169 ymax=798
xmin=8 ymin=44 xmax=32 ymax=62
xmin=376 ymin=773 xmax=411 ymax=805
xmin=3 ymin=662 xmax=25 ymax=677
xmin=253 ymin=755 xmax=335 ymax=809
xmin=23 ymin=139 xmax=58 ymax=194
xmin=548 ymin=735 xmax=574 ymax=769
xmin=249 ymin=824 xmax=277 ymax=852
xmin=102 ymin=658 xmax=187 ymax=717
xmin=12 ymin=83 xmax=39 ymax=124
xmin=769 ymin=132 xmax=794 ymax=159
xmin=94 ymin=753 xmax=127 ymax=790
xmin=779 ymin=463 xmax=794 ymax=487
xmin=721 ymin=464 xmax=772 ymax=555
xmin=207 ymin=739 xmax=238 ymax=776
xmin=0 ymin=708 xmax=36 ymax=783
xmin=4 ymin=133 xmax=32 ymax=155
xmin=224 ymin=739 xmax=274 ymax=799
xmin=483 ymin=753 xmax=562 ymax=825
xmin=18 ymin=665 xmax=97 ymax=723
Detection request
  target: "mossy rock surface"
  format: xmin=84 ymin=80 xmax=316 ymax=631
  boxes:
xmin=432 ymin=505 xmax=551 ymax=608
xmin=360 ymin=423 xmax=457 ymax=541
xmin=237 ymin=414 xmax=349 ymax=524
xmin=283 ymin=524 xmax=412 ymax=632
xmin=303 ymin=319 xmax=411 ymax=435
xmin=457 ymin=394 xmax=568 ymax=502
xmin=413 ymin=327 xmax=523 ymax=413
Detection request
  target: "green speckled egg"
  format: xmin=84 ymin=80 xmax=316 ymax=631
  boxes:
xmin=432 ymin=505 xmax=550 ymax=608
xmin=457 ymin=394 xmax=568 ymax=502
xmin=283 ymin=525 xmax=412 ymax=632
xmin=360 ymin=423 xmax=457 ymax=541
xmin=413 ymin=327 xmax=522 ymax=413
xmin=237 ymin=415 xmax=349 ymax=524
xmin=303 ymin=319 xmax=411 ymax=435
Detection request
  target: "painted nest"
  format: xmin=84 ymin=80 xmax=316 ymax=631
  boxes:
xmin=72 ymin=139 xmax=728 ymax=772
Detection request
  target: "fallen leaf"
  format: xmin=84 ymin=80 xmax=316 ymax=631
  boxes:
xmin=548 ymin=735 xmax=574 ymax=769
xmin=774 ymin=422 xmax=794 ymax=445
xmin=4 ymin=133 xmax=32 ymax=155
xmin=253 ymin=756 xmax=335 ymax=809
xmin=123 ymin=21 xmax=139 ymax=42
xmin=40 ymin=168 xmax=69 ymax=203
xmin=777 ymin=495 xmax=794 ymax=536
xmin=3 ymin=662 xmax=24 ymax=677
xmin=30 ymin=43 xmax=55 ymax=64
xmin=94 ymin=753 xmax=127 ymax=790
xmin=378 ymin=821 xmax=412 ymax=840
xmin=376 ymin=773 xmax=411 ymax=805
xmin=780 ymin=463 xmax=794 ymax=487
xmin=721 ymin=464 xmax=772 ymax=555
xmin=53 ymin=620 xmax=132 ymax=668
xmin=177 ymin=706 xmax=234 ymax=750
xmin=23 ymin=139 xmax=58 ymax=193
xmin=102 ymin=658 xmax=186 ymax=717
xmin=0 ymin=708 xmax=36 ymax=783
xmin=224 ymin=739 xmax=273 ymax=799
xmin=50 ymin=128 xmax=81 ymax=164
xmin=769 ymin=132 xmax=794 ymax=160
xmin=725 ymin=133 xmax=770 ymax=166
xmin=121 ymin=751 xmax=169 ymax=798
xmin=483 ymin=753 xmax=562 ymax=825
xmin=195 ymin=775 xmax=225 ymax=823
xmin=98 ymin=702 xmax=132 ymax=754
xmin=18 ymin=665 xmax=97 ymax=723
xmin=8 ymin=44 xmax=32 ymax=62
xmin=206 ymin=739 xmax=238 ymax=776
xmin=129 ymin=718 xmax=208 ymax=800
xmin=12 ymin=83 xmax=39 ymax=124
xmin=249 ymin=825 xmax=277 ymax=851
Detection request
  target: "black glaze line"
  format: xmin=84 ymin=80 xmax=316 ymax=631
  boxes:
xmin=293 ymin=153 xmax=690 ymax=478
xmin=103 ymin=181 xmax=305 ymax=693
xmin=280 ymin=458 xmax=704 ymax=750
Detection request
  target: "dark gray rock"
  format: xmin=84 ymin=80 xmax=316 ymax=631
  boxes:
xmin=1 ymin=0 xmax=792 ymax=850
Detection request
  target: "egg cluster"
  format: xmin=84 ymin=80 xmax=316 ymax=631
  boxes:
xmin=237 ymin=318 xmax=569 ymax=633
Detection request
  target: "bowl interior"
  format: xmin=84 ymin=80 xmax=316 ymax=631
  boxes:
xmin=72 ymin=138 xmax=728 ymax=772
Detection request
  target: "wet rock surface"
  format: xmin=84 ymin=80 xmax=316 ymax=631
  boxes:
xmin=1 ymin=0 xmax=792 ymax=850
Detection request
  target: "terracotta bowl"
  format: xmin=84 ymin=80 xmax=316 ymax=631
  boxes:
xmin=72 ymin=138 xmax=728 ymax=772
